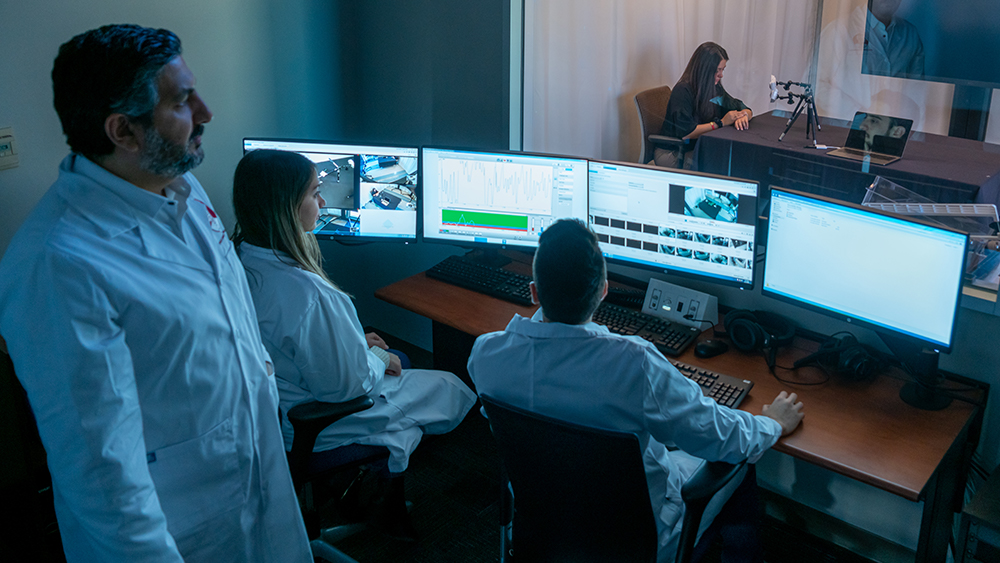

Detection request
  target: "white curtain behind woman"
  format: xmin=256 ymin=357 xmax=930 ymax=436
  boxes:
xmin=523 ymin=0 xmax=819 ymax=161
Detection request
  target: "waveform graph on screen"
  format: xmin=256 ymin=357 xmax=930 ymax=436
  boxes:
xmin=439 ymin=158 xmax=554 ymax=216
xmin=441 ymin=209 xmax=529 ymax=233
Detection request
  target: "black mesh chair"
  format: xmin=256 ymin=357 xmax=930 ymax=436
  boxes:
xmin=286 ymin=397 xmax=390 ymax=563
xmin=635 ymin=85 xmax=691 ymax=167
xmin=480 ymin=394 xmax=745 ymax=563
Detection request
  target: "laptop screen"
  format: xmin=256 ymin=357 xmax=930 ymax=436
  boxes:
xmin=843 ymin=112 xmax=914 ymax=157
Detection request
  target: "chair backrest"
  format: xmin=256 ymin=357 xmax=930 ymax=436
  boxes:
xmin=635 ymin=85 xmax=673 ymax=164
xmin=480 ymin=394 xmax=657 ymax=563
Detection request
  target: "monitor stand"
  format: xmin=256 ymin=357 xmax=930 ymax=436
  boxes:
xmin=880 ymin=334 xmax=952 ymax=411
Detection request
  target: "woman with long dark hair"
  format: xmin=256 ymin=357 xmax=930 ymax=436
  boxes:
xmin=232 ymin=149 xmax=476 ymax=539
xmin=655 ymin=42 xmax=752 ymax=169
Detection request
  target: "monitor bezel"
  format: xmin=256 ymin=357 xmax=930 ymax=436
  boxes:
xmin=761 ymin=187 xmax=969 ymax=353
xmin=587 ymin=159 xmax=760 ymax=291
xmin=242 ymin=137 xmax=420 ymax=243
xmin=419 ymin=145 xmax=591 ymax=252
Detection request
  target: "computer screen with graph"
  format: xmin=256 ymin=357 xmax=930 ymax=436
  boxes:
xmin=588 ymin=160 xmax=759 ymax=288
xmin=420 ymin=147 xmax=589 ymax=248
xmin=243 ymin=138 xmax=418 ymax=241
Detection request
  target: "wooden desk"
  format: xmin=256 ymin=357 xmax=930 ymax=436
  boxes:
xmin=375 ymin=268 xmax=985 ymax=562
xmin=695 ymin=111 xmax=1000 ymax=208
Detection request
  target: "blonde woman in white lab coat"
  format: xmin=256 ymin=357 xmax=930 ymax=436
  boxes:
xmin=232 ymin=149 xmax=476 ymax=539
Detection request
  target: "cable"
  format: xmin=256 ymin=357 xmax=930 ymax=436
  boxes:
xmin=770 ymin=362 xmax=830 ymax=386
xmin=683 ymin=316 xmax=717 ymax=330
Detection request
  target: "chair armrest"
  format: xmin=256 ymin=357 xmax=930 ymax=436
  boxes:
xmin=287 ymin=396 xmax=375 ymax=485
xmin=675 ymin=460 xmax=746 ymax=563
xmin=648 ymin=134 xmax=688 ymax=151
xmin=288 ymin=396 xmax=375 ymax=428
xmin=681 ymin=460 xmax=745 ymax=502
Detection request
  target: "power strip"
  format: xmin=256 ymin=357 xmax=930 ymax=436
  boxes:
xmin=641 ymin=278 xmax=718 ymax=330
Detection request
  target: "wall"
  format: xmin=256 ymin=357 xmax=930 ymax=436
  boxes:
xmin=318 ymin=0 xmax=513 ymax=350
xmin=0 ymin=0 xmax=287 ymax=256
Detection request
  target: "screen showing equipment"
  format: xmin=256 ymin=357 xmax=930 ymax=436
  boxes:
xmin=243 ymin=138 xmax=418 ymax=241
xmin=420 ymin=147 xmax=589 ymax=248
xmin=588 ymin=161 xmax=759 ymax=289
xmin=763 ymin=188 xmax=968 ymax=351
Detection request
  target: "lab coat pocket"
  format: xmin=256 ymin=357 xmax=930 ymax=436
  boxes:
xmin=146 ymin=418 xmax=244 ymax=536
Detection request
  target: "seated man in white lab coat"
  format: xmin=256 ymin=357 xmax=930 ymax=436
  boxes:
xmin=467 ymin=219 xmax=805 ymax=563
xmin=0 ymin=25 xmax=311 ymax=562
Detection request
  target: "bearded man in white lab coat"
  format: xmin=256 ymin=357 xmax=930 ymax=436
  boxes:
xmin=0 ymin=25 xmax=312 ymax=562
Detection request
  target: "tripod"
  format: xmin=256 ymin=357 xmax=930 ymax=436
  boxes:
xmin=773 ymin=81 xmax=820 ymax=146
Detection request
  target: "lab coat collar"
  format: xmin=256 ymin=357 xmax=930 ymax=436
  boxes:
xmin=238 ymin=242 xmax=301 ymax=269
xmin=58 ymin=154 xmax=213 ymax=273
xmin=504 ymin=309 xmax=610 ymax=339
xmin=59 ymin=154 xmax=181 ymax=238
xmin=866 ymin=9 xmax=896 ymax=35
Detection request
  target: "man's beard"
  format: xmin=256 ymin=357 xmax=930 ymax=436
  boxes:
xmin=139 ymin=124 xmax=205 ymax=177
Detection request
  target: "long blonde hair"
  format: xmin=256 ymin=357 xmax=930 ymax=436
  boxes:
xmin=232 ymin=149 xmax=334 ymax=286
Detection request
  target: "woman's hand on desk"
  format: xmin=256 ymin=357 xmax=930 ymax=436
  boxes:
xmin=724 ymin=110 xmax=751 ymax=131
xmin=762 ymin=391 xmax=804 ymax=436
xmin=366 ymin=332 xmax=389 ymax=350
xmin=385 ymin=353 xmax=403 ymax=377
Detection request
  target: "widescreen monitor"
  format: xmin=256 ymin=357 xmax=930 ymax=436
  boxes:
xmin=420 ymin=147 xmax=589 ymax=249
xmin=762 ymin=188 xmax=968 ymax=352
xmin=588 ymin=161 xmax=759 ymax=289
xmin=243 ymin=138 xmax=418 ymax=241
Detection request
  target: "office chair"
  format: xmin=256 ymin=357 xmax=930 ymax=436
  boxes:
xmin=286 ymin=397 xmax=391 ymax=563
xmin=480 ymin=394 xmax=745 ymax=563
xmin=634 ymin=85 xmax=690 ymax=167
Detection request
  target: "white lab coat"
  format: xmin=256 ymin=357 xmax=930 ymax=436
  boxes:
xmin=0 ymin=155 xmax=311 ymax=563
xmin=238 ymin=243 xmax=476 ymax=473
xmin=468 ymin=310 xmax=782 ymax=561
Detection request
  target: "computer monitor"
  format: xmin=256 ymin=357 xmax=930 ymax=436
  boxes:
xmin=242 ymin=138 xmax=418 ymax=241
xmin=420 ymin=147 xmax=590 ymax=252
xmin=763 ymin=187 xmax=969 ymax=409
xmin=588 ymin=161 xmax=759 ymax=289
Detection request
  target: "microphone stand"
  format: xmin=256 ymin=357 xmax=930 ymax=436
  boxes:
xmin=773 ymin=80 xmax=821 ymax=147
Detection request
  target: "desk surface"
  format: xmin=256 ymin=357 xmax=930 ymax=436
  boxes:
xmin=375 ymin=264 xmax=983 ymax=502
xmin=696 ymin=111 xmax=1000 ymax=207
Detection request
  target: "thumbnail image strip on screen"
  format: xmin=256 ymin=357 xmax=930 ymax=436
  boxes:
xmin=588 ymin=161 xmax=759 ymax=288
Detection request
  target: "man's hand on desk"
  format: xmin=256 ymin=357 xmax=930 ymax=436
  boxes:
xmin=762 ymin=391 xmax=804 ymax=436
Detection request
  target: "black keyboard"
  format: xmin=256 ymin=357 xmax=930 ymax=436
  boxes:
xmin=670 ymin=360 xmax=753 ymax=409
xmin=426 ymin=255 xmax=533 ymax=306
xmin=592 ymin=302 xmax=698 ymax=357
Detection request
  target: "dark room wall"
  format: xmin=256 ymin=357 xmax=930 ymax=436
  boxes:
xmin=336 ymin=0 xmax=510 ymax=148
xmin=322 ymin=0 xmax=513 ymax=350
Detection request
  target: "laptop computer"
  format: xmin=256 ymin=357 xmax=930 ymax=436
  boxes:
xmin=827 ymin=112 xmax=914 ymax=166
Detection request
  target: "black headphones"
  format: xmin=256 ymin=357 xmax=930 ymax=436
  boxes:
xmin=722 ymin=310 xmax=796 ymax=369
xmin=792 ymin=334 xmax=882 ymax=381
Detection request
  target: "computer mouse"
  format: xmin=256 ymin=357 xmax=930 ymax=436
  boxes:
xmin=694 ymin=339 xmax=729 ymax=359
